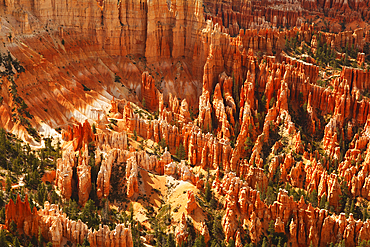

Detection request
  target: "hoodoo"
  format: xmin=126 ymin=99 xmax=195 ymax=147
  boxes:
xmin=1 ymin=0 xmax=370 ymax=246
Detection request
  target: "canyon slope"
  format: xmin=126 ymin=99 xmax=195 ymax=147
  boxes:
xmin=1 ymin=0 xmax=370 ymax=246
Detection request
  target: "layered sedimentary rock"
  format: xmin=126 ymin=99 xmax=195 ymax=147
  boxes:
xmin=6 ymin=198 xmax=133 ymax=247
xmin=164 ymin=160 xmax=199 ymax=184
xmin=0 ymin=0 xmax=207 ymax=140
xmin=186 ymin=190 xmax=197 ymax=214
xmin=58 ymin=129 xmax=130 ymax=202
xmin=126 ymin=155 xmax=139 ymax=198
xmin=175 ymin=213 xmax=189 ymax=245
xmin=77 ymin=150 xmax=92 ymax=205
xmin=3 ymin=0 xmax=370 ymax=245
xmin=140 ymin=72 xmax=159 ymax=112
xmin=88 ymin=224 xmax=133 ymax=247
xmin=212 ymin=83 xmax=231 ymax=140
xmin=96 ymin=149 xmax=115 ymax=200
xmin=56 ymin=148 xmax=75 ymax=200
xmin=56 ymin=145 xmax=92 ymax=205
xmin=62 ymin=120 xmax=94 ymax=152
xmin=0 ymin=0 xmax=368 ymax=142
xmin=5 ymin=194 xmax=39 ymax=237
xmin=215 ymin=177 xmax=370 ymax=246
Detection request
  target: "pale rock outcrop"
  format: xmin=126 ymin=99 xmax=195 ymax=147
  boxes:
xmin=186 ymin=190 xmax=197 ymax=214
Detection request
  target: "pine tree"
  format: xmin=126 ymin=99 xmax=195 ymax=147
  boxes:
xmin=66 ymin=199 xmax=79 ymax=220
xmin=363 ymin=206 xmax=369 ymax=221
xmin=211 ymin=215 xmax=225 ymax=242
xmin=319 ymin=194 xmax=327 ymax=209
xmin=38 ymin=227 xmax=44 ymax=245
xmin=6 ymin=174 xmax=12 ymax=193
xmin=50 ymin=190 xmax=59 ymax=204
xmin=262 ymin=237 xmax=268 ymax=247
xmin=309 ymin=189 xmax=318 ymax=207
xmin=228 ymin=239 xmax=235 ymax=247
xmin=267 ymin=220 xmax=275 ymax=242
xmin=350 ymin=200 xmax=355 ymax=215
xmin=0 ymin=230 xmax=6 ymax=246
xmin=285 ymin=38 xmax=291 ymax=51
xmin=266 ymin=186 xmax=276 ymax=205
xmin=277 ymin=238 xmax=282 ymax=247
xmin=193 ymin=235 xmax=206 ymax=247
xmin=0 ymin=208 xmax=4 ymax=224
xmin=92 ymin=123 xmax=96 ymax=134
xmin=205 ymin=180 xmax=212 ymax=202
xmin=165 ymin=233 xmax=176 ymax=247
xmin=244 ymin=136 xmax=253 ymax=150
xmin=344 ymin=53 xmax=350 ymax=66
xmin=10 ymin=220 xmax=17 ymax=234
xmin=79 ymin=199 xmax=101 ymax=230
xmin=159 ymin=138 xmax=167 ymax=150
xmin=133 ymin=129 xmax=138 ymax=141
xmin=82 ymin=238 xmax=90 ymax=247
xmin=344 ymin=198 xmax=351 ymax=217
xmin=37 ymin=182 xmax=48 ymax=207
xmin=176 ymin=143 xmax=186 ymax=160
xmin=0 ymin=190 xmax=4 ymax=208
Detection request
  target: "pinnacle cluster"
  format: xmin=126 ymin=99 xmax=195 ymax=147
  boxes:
xmin=0 ymin=0 xmax=370 ymax=246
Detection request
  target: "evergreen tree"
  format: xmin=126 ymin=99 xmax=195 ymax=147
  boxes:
xmin=358 ymin=238 xmax=367 ymax=247
xmin=176 ymin=143 xmax=186 ymax=160
xmin=0 ymin=230 xmax=6 ymax=246
xmin=228 ymin=239 xmax=235 ymax=247
xmin=267 ymin=220 xmax=275 ymax=243
xmin=115 ymin=75 xmax=121 ymax=83
xmin=0 ymin=190 xmax=4 ymax=208
xmin=193 ymin=235 xmax=206 ymax=247
xmin=344 ymin=198 xmax=351 ymax=217
xmin=308 ymin=189 xmax=318 ymax=207
xmin=142 ymin=98 xmax=146 ymax=109
xmin=211 ymin=215 xmax=225 ymax=242
xmin=79 ymin=199 xmax=101 ymax=230
xmin=159 ymin=138 xmax=167 ymax=150
xmin=277 ymin=238 xmax=282 ymax=247
xmin=50 ymin=190 xmax=59 ymax=204
xmin=165 ymin=233 xmax=176 ymax=247
xmin=0 ymin=208 xmax=5 ymax=224
xmin=38 ymin=227 xmax=44 ymax=245
xmin=6 ymin=174 xmax=12 ymax=193
xmin=65 ymin=199 xmax=79 ymax=220
xmin=36 ymin=182 xmax=48 ymax=207
xmin=363 ymin=208 xmax=370 ymax=221
xmin=350 ymin=200 xmax=355 ymax=216
xmin=92 ymin=123 xmax=96 ymax=134
xmin=244 ymin=136 xmax=253 ymax=151
xmin=133 ymin=129 xmax=138 ymax=141
xmin=344 ymin=53 xmax=350 ymax=66
xmin=285 ymin=38 xmax=291 ymax=51
xmin=82 ymin=238 xmax=90 ymax=247
xmin=319 ymin=194 xmax=327 ymax=209
xmin=10 ymin=220 xmax=17 ymax=234
xmin=13 ymin=237 xmax=21 ymax=247
xmin=266 ymin=186 xmax=276 ymax=205
xmin=262 ymin=237 xmax=268 ymax=247
xmin=205 ymin=180 xmax=212 ymax=203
